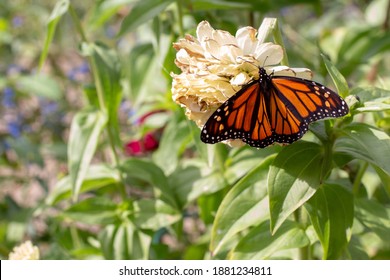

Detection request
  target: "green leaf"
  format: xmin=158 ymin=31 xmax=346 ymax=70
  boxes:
xmin=321 ymin=54 xmax=349 ymax=98
xmin=133 ymin=199 xmax=181 ymax=230
xmin=169 ymin=166 xmax=226 ymax=208
xmin=68 ymin=108 xmax=107 ymax=200
xmin=347 ymin=236 xmax=370 ymax=260
xmin=127 ymin=43 xmax=155 ymax=100
xmin=99 ymin=223 xmax=151 ymax=259
xmin=305 ymin=184 xmax=354 ymax=259
xmin=197 ymin=191 xmax=224 ymax=225
xmin=120 ymin=158 xmax=177 ymax=209
xmin=335 ymin=123 xmax=390 ymax=176
xmin=47 ymin=164 xmax=121 ymax=205
xmin=350 ymin=87 xmax=390 ymax=113
xmin=17 ymin=74 xmax=62 ymax=100
xmin=350 ymin=86 xmax=390 ymax=103
xmin=210 ymin=155 xmax=276 ymax=255
xmin=355 ymin=198 xmax=390 ymax=241
xmin=153 ymin=111 xmax=192 ymax=174
xmin=229 ymin=220 xmax=310 ymax=260
xmin=191 ymin=0 xmax=251 ymax=10
xmin=372 ymin=166 xmax=390 ymax=196
xmin=63 ymin=197 xmax=118 ymax=225
xmin=268 ymin=141 xmax=326 ymax=233
xmin=39 ymin=0 xmax=70 ymax=69
xmin=88 ymin=0 xmax=137 ymax=28
xmin=82 ymin=43 xmax=122 ymax=146
xmin=118 ymin=0 xmax=174 ymax=36
xmin=336 ymin=27 xmax=390 ymax=76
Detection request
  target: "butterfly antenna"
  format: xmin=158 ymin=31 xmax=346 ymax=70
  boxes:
xmin=262 ymin=56 xmax=269 ymax=68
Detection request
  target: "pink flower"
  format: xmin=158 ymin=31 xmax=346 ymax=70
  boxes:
xmin=124 ymin=133 xmax=159 ymax=156
xmin=124 ymin=140 xmax=143 ymax=156
xmin=144 ymin=133 xmax=159 ymax=151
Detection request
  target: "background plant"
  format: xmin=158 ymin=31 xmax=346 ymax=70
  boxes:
xmin=0 ymin=0 xmax=389 ymax=260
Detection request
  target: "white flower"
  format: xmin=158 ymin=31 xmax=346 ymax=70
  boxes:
xmin=9 ymin=240 xmax=40 ymax=260
xmin=171 ymin=20 xmax=312 ymax=146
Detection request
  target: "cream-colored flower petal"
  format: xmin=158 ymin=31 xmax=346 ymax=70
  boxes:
xmin=219 ymin=44 xmax=243 ymax=63
xmin=230 ymin=72 xmax=252 ymax=86
xmin=212 ymin=29 xmax=237 ymax=46
xmin=270 ymin=65 xmax=313 ymax=79
xmin=254 ymin=42 xmax=283 ymax=65
xmin=175 ymin=49 xmax=191 ymax=65
xmin=196 ymin=21 xmax=214 ymax=42
xmin=173 ymin=37 xmax=204 ymax=57
xmin=202 ymin=38 xmax=221 ymax=60
xmin=9 ymin=241 xmax=39 ymax=260
xmin=225 ymin=139 xmax=246 ymax=147
xmin=236 ymin=26 xmax=258 ymax=55
xmin=207 ymin=63 xmax=241 ymax=77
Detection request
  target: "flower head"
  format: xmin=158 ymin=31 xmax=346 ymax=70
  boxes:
xmin=171 ymin=21 xmax=312 ymax=146
xmin=9 ymin=240 xmax=39 ymax=260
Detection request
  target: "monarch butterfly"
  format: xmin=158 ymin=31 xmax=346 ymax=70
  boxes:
xmin=201 ymin=67 xmax=349 ymax=148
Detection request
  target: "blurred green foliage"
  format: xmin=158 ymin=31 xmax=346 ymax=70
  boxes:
xmin=0 ymin=0 xmax=390 ymax=260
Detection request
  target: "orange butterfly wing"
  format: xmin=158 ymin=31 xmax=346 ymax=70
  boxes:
xmin=200 ymin=81 xmax=274 ymax=147
xmin=200 ymin=68 xmax=349 ymax=148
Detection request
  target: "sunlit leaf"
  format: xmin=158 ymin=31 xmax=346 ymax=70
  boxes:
xmin=322 ymin=54 xmax=349 ymax=98
xmin=229 ymin=220 xmax=309 ymax=259
xmin=191 ymin=0 xmax=251 ymax=10
xmin=335 ymin=123 xmax=390 ymax=176
xmin=39 ymin=0 xmax=70 ymax=69
xmin=305 ymin=184 xmax=354 ymax=259
xmin=47 ymin=164 xmax=121 ymax=205
xmin=120 ymin=158 xmax=178 ymax=209
xmin=118 ymin=0 xmax=174 ymax=36
xmin=169 ymin=166 xmax=226 ymax=209
xmin=99 ymin=223 xmax=151 ymax=259
xmin=127 ymin=43 xmax=155 ymax=100
xmin=18 ymin=74 xmax=62 ymax=100
xmin=133 ymin=199 xmax=181 ymax=230
xmin=88 ymin=0 xmax=137 ymax=28
xmin=211 ymin=155 xmax=275 ymax=255
xmin=269 ymin=141 xmax=326 ymax=233
xmin=153 ymin=111 xmax=192 ymax=174
xmin=68 ymin=108 xmax=107 ymax=200
xmin=81 ymin=43 xmax=122 ymax=146
xmin=63 ymin=197 xmax=118 ymax=225
xmin=355 ymin=198 xmax=390 ymax=241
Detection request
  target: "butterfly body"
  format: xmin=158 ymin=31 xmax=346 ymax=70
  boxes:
xmin=201 ymin=68 xmax=349 ymax=148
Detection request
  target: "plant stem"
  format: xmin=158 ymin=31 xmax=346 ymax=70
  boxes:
xmin=294 ymin=207 xmax=310 ymax=260
xmin=68 ymin=4 xmax=88 ymax=42
xmin=70 ymin=224 xmax=81 ymax=249
xmin=176 ymin=0 xmax=185 ymax=37
xmin=69 ymin=3 xmax=126 ymax=199
xmin=352 ymin=162 xmax=368 ymax=196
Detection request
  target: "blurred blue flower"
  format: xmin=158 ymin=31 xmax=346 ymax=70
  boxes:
xmin=0 ymin=140 xmax=10 ymax=152
xmin=67 ymin=62 xmax=90 ymax=81
xmin=7 ymin=120 xmax=22 ymax=138
xmin=105 ymin=25 xmax=117 ymax=38
xmin=40 ymin=100 xmax=59 ymax=116
xmin=2 ymin=87 xmax=16 ymax=108
xmin=120 ymin=100 xmax=136 ymax=121
xmin=12 ymin=16 xmax=24 ymax=27
xmin=78 ymin=62 xmax=90 ymax=74
xmin=7 ymin=64 xmax=23 ymax=76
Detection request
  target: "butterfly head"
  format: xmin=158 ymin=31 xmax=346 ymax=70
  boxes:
xmin=258 ymin=67 xmax=272 ymax=88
